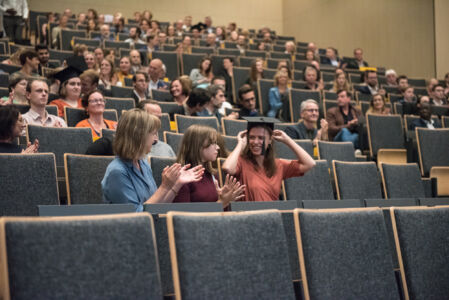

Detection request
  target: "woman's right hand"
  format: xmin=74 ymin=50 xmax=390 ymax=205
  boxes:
xmin=160 ymin=163 xmax=182 ymax=189
xmin=22 ymin=139 xmax=39 ymax=154
xmin=177 ymin=164 xmax=204 ymax=185
xmin=237 ymin=130 xmax=247 ymax=148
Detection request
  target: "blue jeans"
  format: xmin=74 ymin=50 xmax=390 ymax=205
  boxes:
xmin=334 ymin=128 xmax=359 ymax=148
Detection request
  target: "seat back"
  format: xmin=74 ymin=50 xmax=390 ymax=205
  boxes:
xmin=0 ymin=213 xmax=162 ymax=298
xmin=151 ymin=89 xmax=172 ymax=102
xmin=167 ymin=210 xmax=295 ymax=299
xmin=333 ymin=161 xmax=382 ymax=200
xmin=64 ymin=154 xmax=114 ymax=205
xmin=49 ymin=49 xmax=73 ymax=64
xmin=111 ymin=85 xmax=134 ymax=98
xmin=104 ymin=40 xmax=130 ymax=50
xmin=0 ymin=153 xmax=59 ymax=216
xmin=274 ymin=139 xmax=314 ymax=159
xmin=60 ymin=29 xmax=86 ymax=50
xmin=380 ymin=163 xmax=425 ymax=199
xmin=181 ymin=53 xmax=205 ymax=76
xmin=290 ymin=89 xmax=321 ymax=122
xmin=416 ymin=128 xmax=449 ymax=176
xmin=221 ymin=118 xmax=247 ymax=136
xmin=367 ymin=114 xmax=405 ymax=158
xmin=27 ymin=126 xmax=93 ymax=166
xmin=284 ymin=160 xmax=334 ymax=200
xmin=391 ymin=206 xmax=449 ymax=300
xmin=294 ymin=208 xmax=399 ymax=299
xmin=152 ymin=51 xmax=179 ymax=80
xmin=163 ymin=132 xmax=183 ymax=155
xmin=317 ymin=141 xmax=356 ymax=165
xmin=104 ymin=97 xmax=135 ymax=119
xmin=65 ymin=107 xmax=117 ymax=127
xmin=175 ymin=114 xmax=219 ymax=133
xmin=149 ymin=156 xmax=176 ymax=187
xmin=256 ymin=79 xmax=274 ymax=115
xmin=232 ymin=66 xmax=250 ymax=97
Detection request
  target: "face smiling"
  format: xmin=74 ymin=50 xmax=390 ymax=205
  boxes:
xmin=248 ymin=127 xmax=270 ymax=156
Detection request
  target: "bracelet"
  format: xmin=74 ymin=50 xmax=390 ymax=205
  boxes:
xmin=171 ymin=188 xmax=178 ymax=196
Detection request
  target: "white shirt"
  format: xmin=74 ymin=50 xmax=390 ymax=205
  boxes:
xmin=0 ymin=0 xmax=28 ymax=18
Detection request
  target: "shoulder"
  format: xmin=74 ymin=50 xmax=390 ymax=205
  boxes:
xmin=105 ymin=158 xmax=130 ymax=176
xmin=326 ymin=106 xmax=339 ymax=115
xmin=104 ymin=119 xmax=117 ymax=128
xmin=75 ymin=119 xmax=90 ymax=128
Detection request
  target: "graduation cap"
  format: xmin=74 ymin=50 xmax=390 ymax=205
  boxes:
xmin=242 ymin=116 xmax=279 ymax=131
xmin=242 ymin=117 xmax=279 ymax=155
xmin=54 ymin=55 xmax=88 ymax=83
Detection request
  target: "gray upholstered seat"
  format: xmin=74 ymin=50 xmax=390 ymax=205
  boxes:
xmin=257 ymin=79 xmax=275 ymax=115
xmin=301 ymin=199 xmax=363 ymax=208
xmin=284 ymin=160 xmax=334 ymax=200
xmin=333 ymin=160 xmax=383 ymax=199
xmin=229 ymin=200 xmax=298 ymax=211
xmin=159 ymin=113 xmax=171 ymax=138
xmin=290 ymin=89 xmax=321 ymax=122
xmin=104 ymin=97 xmax=135 ymax=118
xmin=167 ymin=210 xmax=295 ymax=299
xmin=175 ymin=114 xmax=219 ymax=133
xmin=104 ymin=40 xmax=130 ymax=50
xmin=391 ymin=206 xmax=449 ymax=299
xmin=72 ymin=36 xmax=100 ymax=48
xmin=101 ymin=128 xmax=115 ymax=140
xmin=222 ymin=135 xmax=238 ymax=152
xmin=60 ymin=29 xmax=86 ymax=50
xmin=110 ymin=86 xmax=134 ymax=98
xmin=149 ymin=156 xmax=176 ymax=187
xmin=26 ymin=125 xmax=93 ymax=166
xmin=181 ymin=53 xmax=205 ymax=75
xmin=65 ymin=107 xmax=118 ymax=127
xmin=0 ymin=153 xmax=59 ymax=216
xmin=0 ymin=213 xmax=162 ymax=298
xmin=366 ymin=114 xmax=405 ymax=158
xmin=152 ymin=51 xmax=179 ymax=80
xmin=64 ymin=154 xmax=114 ymax=205
xmin=419 ymin=197 xmax=449 ymax=206
xmin=294 ymin=208 xmax=399 ymax=299
xmin=232 ymin=67 xmax=250 ymax=95
xmin=364 ymin=198 xmax=418 ymax=207
xmin=318 ymin=141 xmax=356 ymax=165
xmin=221 ymin=118 xmax=247 ymax=136
xmin=416 ymin=128 xmax=449 ymax=176
xmin=48 ymin=49 xmax=73 ymax=64
xmin=274 ymin=139 xmax=314 ymax=159
xmin=380 ymin=163 xmax=426 ymax=199
xmin=163 ymin=132 xmax=183 ymax=155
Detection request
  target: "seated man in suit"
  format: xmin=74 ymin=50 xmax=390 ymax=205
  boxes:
xmin=285 ymin=99 xmax=328 ymax=146
xmin=132 ymin=71 xmax=150 ymax=105
xmin=237 ymin=84 xmax=260 ymax=118
xmin=35 ymin=44 xmax=59 ymax=76
xmin=409 ymin=103 xmax=441 ymax=131
xmin=344 ymin=47 xmax=369 ymax=69
xmin=326 ymin=90 xmax=364 ymax=149
xmin=357 ymin=70 xmax=380 ymax=95
xmin=321 ymin=47 xmax=340 ymax=67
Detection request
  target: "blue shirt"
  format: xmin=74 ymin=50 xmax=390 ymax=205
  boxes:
xmin=102 ymin=157 xmax=157 ymax=212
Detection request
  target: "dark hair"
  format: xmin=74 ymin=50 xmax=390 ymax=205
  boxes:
xmin=397 ymin=75 xmax=408 ymax=84
xmin=0 ymin=105 xmax=20 ymax=141
xmin=337 ymin=89 xmax=352 ymax=99
xmin=132 ymin=71 xmax=148 ymax=82
xmin=19 ymin=50 xmax=38 ymax=66
xmin=207 ymin=84 xmax=225 ymax=97
xmin=211 ymin=76 xmax=225 ymax=84
xmin=130 ymin=26 xmax=141 ymax=37
xmin=242 ymin=125 xmax=277 ymax=177
xmin=302 ymin=64 xmax=321 ymax=82
xmin=223 ymin=56 xmax=234 ymax=63
xmin=198 ymin=57 xmax=212 ymax=76
xmin=81 ymin=89 xmax=104 ymax=109
xmin=432 ymin=84 xmax=444 ymax=92
xmin=35 ymin=44 xmax=48 ymax=52
xmin=169 ymin=78 xmax=190 ymax=97
xmin=238 ymin=84 xmax=254 ymax=101
xmin=26 ymin=79 xmax=47 ymax=93
xmin=186 ymin=88 xmax=211 ymax=108
xmin=136 ymin=99 xmax=159 ymax=110
xmin=8 ymin=76 xmax=27 ymax=93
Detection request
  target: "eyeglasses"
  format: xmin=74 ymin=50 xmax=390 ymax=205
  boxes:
xmin=88 ymin=99 xmax=105 ymax=104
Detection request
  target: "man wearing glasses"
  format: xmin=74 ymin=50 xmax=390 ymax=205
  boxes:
xmin=285 ymin=99 xmax=328 ymax=146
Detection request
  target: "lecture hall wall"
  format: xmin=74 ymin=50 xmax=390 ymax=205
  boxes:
xmin=30 ymin=0 xmax=447 ymax=79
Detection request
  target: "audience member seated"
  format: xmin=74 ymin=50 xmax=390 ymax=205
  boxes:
xmin=330 ymin=71 xmax=351 ymax=92
xmin=184 ymin=88 xmax=210 ymax=116
xmin=218 ymin=57 xmax=234 ymax=104
xmin=115 ymin=56 xmax=133 ymax=87
xmin=95 ymin=24 xmax=115 ymax=42
xmin=148 ymin=58 xmax=169 ymax=92
xmin=321 ymin=47 xmax=340 ymax=67
xmin=0 ymin=105 xmax=38 ymax=153
xmin=431 ymin=84 xmax=448 ymax=106
xmin=326 ymin=90 xmax=364 ymax=149
xmin=23 ymin=79 xmax=67 ymax=128
xmin=444 ymin=72 xmax=449 ymax=98
xmin=345 ymin=47 xmax=369 ymax=69
xmin=237 ymin=84 xmax=259 ymax=118
xmin=98 ymin=58 xmax=118 ymax=90
xmin=1 ymin=76 xmax=28 ymax=105
xmin=173 ymin=124 xmax=244 ymax=206
xmin=245 ymin=58 xmax=264 ymax=90
xmin=357 ymin=70 xmax=380 ymax=95
xmin=169 ymin=77 xmax=190 ymax=106
xmin=10 ymin=50 xmax=40 ymax=80
xmin=426 ymin=78 xmax=439 ymax=97
xmin=84 ymin=51 xmax=96 ymax=70
xmin=285 ymin=99 xmax=328 ymax=145
xmin=303 ymin=65 xmax=323 ymax=91
xmin=307 ymin=42 xmax=320 ymax=62
xmin=399 ymin=86 xmax=416 ymax=104
xmin=101 ymin=108 xmax=204 ymax=211
xmin=276 ymin=60 xmax=293 ymax=81
xmin=35 ymin=44 xmax=58 ymax=76
xmin=236 ymin=34 xmax=247 ymax=54
xmin=403 ymin=95 xmax=430 ymax=116
xmin=87 ymin=18 xmax=99 ymax=35
xmin=284 ymin=41 xmax=296 ymax=59
xmin=305 ymin=49 xmax=317 ymax=64
xmin=222 ymin=117 xmax=315 ymax=202
xmin=385 ymin=69 xmax=398 ymax=86
xmin=129 ymin=50 xmax=144 ymax=74
xmin=76 ymin=90 xmax=117 ymax=141
xmin=409 ymin=103 xmax=441 ymax=131
xmin=51 ymin=15 xmax=68 ymax=48
xmin=197 ymin=84 xmax=225 ymax=122
xmin=132 ymin=71 xmax=150 ymax=104
xmin=50 ymin=57 xmax=87 ymax=117
xmin=190 ymin=57 xmax=213 ymax=88
xmin=366 ymin=93 xmax=390 ymax=115
xmin=93 ymin=48 xmax=104 ymax=68
xmin=397 ymin=75 xmax=409 ymax=94
xmin=268 ymin=70 xmax=290 ymax=120
xmin=80 ymin=69 xmax=99 ymax=97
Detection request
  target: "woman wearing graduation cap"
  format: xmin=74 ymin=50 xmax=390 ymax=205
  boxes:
xmin=222 ymin=117 xmax=316 ymax=202
xmin=49 ymin=56 xmax=86 ymax=117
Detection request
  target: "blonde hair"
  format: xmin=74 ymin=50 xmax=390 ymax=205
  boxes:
xmin=274 ymin=70 xmax=290 ymax=86
xmin=176 ymin=125 xmax=218 ymax=174
xmin=113 ymin=108 xmax=161 ymax=160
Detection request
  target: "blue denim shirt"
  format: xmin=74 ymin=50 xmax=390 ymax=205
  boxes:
xmin=102 ymin=157 xmax=158 ymax=212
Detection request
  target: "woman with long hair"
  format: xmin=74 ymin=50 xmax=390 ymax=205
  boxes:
xmin=366 ymin=93 xmax=391 ymax=115
xmin=169 ymin=77 xmax=190 ymax=105
xmin=222 ymin=118 xmax=315 ymax=202
xmin=115 ymin=56 xmax=133 ymax=87
xmin=75 ymin=90 xmax=117 ymax=141
xmin=246 ymin=58 xmax=264 ymax=87
xmin=173 ymin=125 xmax=245 ymax=206
xmin=268 ymin=70 xmax=290 ymax=120
xmin=330 ymin=71 xmax=351 ymax=92
xmin=189 ymin=57 xmax=213 ymax=87
xmin=50 ymin=73 xmax=83 ymax=117
xmin=98 ymin=58 xmax=118 ymax=89
xmin=102 ymin=108 xmax=204 ymax=212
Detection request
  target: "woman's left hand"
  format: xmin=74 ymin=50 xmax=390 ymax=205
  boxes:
xmin=177 ymin=164 xmax=204 ymax=185
xmin=272 ymin=129 xmax=290 ymax=143
xmin=217 ymin=174 xmax=246 ymax=207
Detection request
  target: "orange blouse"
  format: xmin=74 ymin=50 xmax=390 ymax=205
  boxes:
xmin=49 ymin=98 xmax=83 ymax=117
xmin=75 ymin=118 xmax=117 ymax=141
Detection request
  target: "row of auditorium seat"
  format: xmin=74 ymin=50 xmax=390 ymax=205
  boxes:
xmin=2 ymin=206 xmax=449 ymax=298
